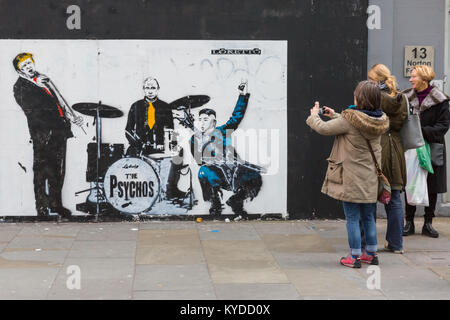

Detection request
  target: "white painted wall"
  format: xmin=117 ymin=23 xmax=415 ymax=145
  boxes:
xmin=0 ymin=40 xmax=287 ymax=216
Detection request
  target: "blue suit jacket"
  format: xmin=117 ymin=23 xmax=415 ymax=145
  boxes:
xmin=190 ymin=93 xmax=250 ymax=165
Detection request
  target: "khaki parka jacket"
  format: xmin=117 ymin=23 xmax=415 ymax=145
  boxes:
xmin=307 ymin=109 xmax=389 ymax=203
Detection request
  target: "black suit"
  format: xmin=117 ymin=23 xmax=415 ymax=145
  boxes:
xmin=13 ymin=76 xmax=73 ymax=216
xmin=125 ymin=97 xmax=184 ymax=199
xmin=125 ymin=98 xmax=174 ymax=155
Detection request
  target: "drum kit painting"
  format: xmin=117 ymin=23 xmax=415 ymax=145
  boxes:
xmin=73 ymin=95 xmax=210 ymax=219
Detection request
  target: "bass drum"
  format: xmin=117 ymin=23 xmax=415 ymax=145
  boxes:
xmin=104 ymin=157 xmax=160 ymax=214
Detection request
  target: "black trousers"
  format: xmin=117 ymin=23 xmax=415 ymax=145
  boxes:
xmin=32 ymin=132 xmax=68 ymax=214
xmin=404 ymin=192 xmax=437 ymax=221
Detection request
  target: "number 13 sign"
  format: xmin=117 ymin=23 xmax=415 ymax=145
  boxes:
xmin=404 ymin=46 xmax=435 ymax=77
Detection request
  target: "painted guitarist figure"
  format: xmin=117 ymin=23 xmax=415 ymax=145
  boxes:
xmin=180 ymin=81 xmax=263 ymax=217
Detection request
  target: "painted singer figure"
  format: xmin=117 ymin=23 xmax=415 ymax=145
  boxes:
xmin=190 ymin=81 xmax=263 ymax=217
xmin=12 ymin=53 xmax=83 ymax=218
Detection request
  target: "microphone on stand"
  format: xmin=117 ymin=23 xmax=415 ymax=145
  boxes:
xmin=43 ymin=75 xmax=87 ymax=135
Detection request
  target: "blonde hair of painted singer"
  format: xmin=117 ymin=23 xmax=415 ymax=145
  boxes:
xmin=413 ymin=65 xmax=436 ymax=83
xmin=368 ymin=63 xmax=397 ymax=97
xmin=13 ymin=52 xmax=34 ymax=71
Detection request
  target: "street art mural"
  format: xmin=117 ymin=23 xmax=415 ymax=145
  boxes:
xmin=0 ymin=40 xmax=287 ymax=218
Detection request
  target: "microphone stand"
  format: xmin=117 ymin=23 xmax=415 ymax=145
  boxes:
xmin=46 ymin=78 xmax=87 ymax=135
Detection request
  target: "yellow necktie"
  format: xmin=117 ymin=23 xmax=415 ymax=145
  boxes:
xmin=147 ymin=102 xmax=155 ymax=130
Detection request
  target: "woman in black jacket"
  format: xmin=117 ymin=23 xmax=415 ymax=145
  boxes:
xmin=403 ymin=66 xmax=450 ymax=238
xmin=368 ymin=64 xmax=407 ymax=252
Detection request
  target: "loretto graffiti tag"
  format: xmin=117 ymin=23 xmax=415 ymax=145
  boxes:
xmin=0 ymin=40 xmax=287 ymax=218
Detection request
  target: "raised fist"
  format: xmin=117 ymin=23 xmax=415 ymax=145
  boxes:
xmin=238 ymin=79 xmax=248 ymax=95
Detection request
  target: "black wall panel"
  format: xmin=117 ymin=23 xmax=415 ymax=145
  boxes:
xmin=0 ymin=0 xmax=368 ymax=219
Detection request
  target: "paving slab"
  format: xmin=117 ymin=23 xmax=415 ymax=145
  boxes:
xmin=273 ymin=252 xmax=352 ymax=269
xmin=402 ymin=251 xmax=450 ymax=268
xmin=261 ymin=234 xmax=336 ymax=253
xmin=136 ymin=245 xmax=205 ymax=265
xmin=328 ymin=237 xmax=352 ymax=253
xmin=207 ymin=260 xmax=290 ymax=284
xmin=7 ymin=236 xmax=74 ymax=250
xmin=0 ymin=256 xmax=62 ymax=269
xmin=76 ymin=223 xmax=139 ymax=241
xmin=68 ymin=240 xmax=136 ymax=259
xmin=402 ymin=235 xmax=450 ymax=252
xmin=1 ymin=248 xmax=68 ymax=264
xmin=0 ymin=230 xmax=23 ymax=242
xmin=0 ymin=267 xmax=60 ymax=299
xmin=202 ymin=240 xmax=288 ymax=284
xmin=430 ymin=266 xmax=450 ymax=282
xmin=138 ymin=229 xmax=200 ymax=247
xmin=17 ymin=223 xmax=81 ymax=237
xmin=202 ymin=240 xmax=275 ymax=263
xmin=252 ymin=221 xmax=316 ymax=235
xmin=284 ymin=268 xmax=384 ymax=298
xmin=308 ymin=222 xmax=348 ymax=239
xmin=0 ymin=218 xmax=449 ymax=300
xmin=197 ymin=223 xmax=260 ymax=240
xmin=372 ymin=252 xmax=412 ymax=267
xmin=47 ymin=258 xmax=135 ymax=300
xmin=376 ymin=266 xmax=450 ymax=300
xmin=133 ymin=264 xmax=214 ymax=294
xmin=0 ymin=222 xmax=26 ymax=231
xmin=139 ymin=221 xmax=198 ymax=230
xmin=214 ymin=283 xmax=301 ymax=300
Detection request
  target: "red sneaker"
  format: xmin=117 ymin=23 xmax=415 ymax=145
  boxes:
xmin=340 ymin=255 xmax=361 ymax=268
xmin=360 ymin=252 xmax=379 ymax=265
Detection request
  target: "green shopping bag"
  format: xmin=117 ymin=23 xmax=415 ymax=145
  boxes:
xmin=416 ymin=142 xmax=434 ymax=174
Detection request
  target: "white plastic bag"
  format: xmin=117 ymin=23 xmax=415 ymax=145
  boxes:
xmin=405 ymin=149 xmax=429 ymax=206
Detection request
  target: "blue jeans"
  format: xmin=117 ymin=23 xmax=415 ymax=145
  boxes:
xmin=342 ymin=202 xmax=378 ymax=256
xmin=384 ymin=190 xmax=404 ymax=251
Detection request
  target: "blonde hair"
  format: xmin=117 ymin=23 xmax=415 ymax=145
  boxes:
xmin=13 ymin=52 xmax=34 ymax=71
xmin=368 ymin=64 xmax=397 ymax=96
xmin=413 ymin=65 xmax=435 ymax=83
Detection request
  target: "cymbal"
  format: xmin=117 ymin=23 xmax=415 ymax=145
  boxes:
xmin=169 ymin=95 xmax=210 ymax=110
xmin=72 ymin=103 xmax=123 ymax=118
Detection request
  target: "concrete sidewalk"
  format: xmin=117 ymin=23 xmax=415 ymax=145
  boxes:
xmin=0 ymin=217 xmax=449 ymax=300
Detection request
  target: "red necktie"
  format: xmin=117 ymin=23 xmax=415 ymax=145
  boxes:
xmin=33 ymin=77 xmax=64 ymax=117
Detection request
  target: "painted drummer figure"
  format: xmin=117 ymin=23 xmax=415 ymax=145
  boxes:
xmin=125 ymin=77 xmax=185 ymax=200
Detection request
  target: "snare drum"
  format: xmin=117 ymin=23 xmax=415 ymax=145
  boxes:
xmin=104 ymin=157 xmax=160 ymax=214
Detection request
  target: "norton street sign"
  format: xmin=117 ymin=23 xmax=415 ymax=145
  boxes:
xmin=404 ymin=46 xmax=435 ymax=77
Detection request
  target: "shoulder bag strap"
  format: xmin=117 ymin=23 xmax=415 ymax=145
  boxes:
xmin=403 ymin=94 xmax=412 ymax=115
xmin=363 ymin=137 xmax=382 ymax=176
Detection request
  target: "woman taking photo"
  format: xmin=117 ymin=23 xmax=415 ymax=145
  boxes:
xmin=306 ymin=81 xmax=389 ymax=268
xmin=368 ymin=64 xmax=407 ymax=253
xmin=403 ymin=65 xmax=450 ymax=238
